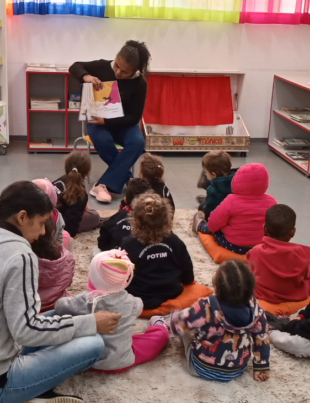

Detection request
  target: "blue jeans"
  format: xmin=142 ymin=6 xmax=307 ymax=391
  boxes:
xmin=88 ymin=124 xmax=145 ymax=194
xmin=0 ymin=311 xmax=104 ymax=403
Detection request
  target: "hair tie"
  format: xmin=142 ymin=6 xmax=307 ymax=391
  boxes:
xmin=72 ymin=168 xmax=78 ymax=172
xmin=145 ymin=205 xmax=154 ymax=215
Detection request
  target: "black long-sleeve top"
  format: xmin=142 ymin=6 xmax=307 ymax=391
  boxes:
xmin=97 ymin=209 xmax=132 ymax=252
xmin=121 ymin=232 xmax=194 ymax=310
xmin=282 ymin=304 xmax=310 ymax=341
xmin=53 ymin=176 xmax=87 ymax=238
xmin=69 ymin=59 xmax=147 ymax=131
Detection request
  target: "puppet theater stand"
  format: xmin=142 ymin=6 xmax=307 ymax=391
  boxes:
xmin=142 ymin=70 xmax=249 ymax=155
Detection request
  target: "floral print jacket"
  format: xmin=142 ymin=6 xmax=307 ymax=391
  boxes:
xmin=170 ymin=295 xmax=270 ymax=373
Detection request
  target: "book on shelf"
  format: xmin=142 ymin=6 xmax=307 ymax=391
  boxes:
xmin=56 ymin=66 xmax=70 ymax=72
xmin=30 ymin=97 xmax=61 ymax=110
xmin=286 ymin=152 xmax=309 ymax=160
xmin=290 ymin=113 xmax=310 ymax=123
xmin=69 ymin=93 xmax=81 ymax=102
xmin=79 ymin=82 xmax=124 ymax=121
xmin=26 ymin=63 xmax=57 ymax=72
xmin=30 ymin=139 xmax=53 ymax=147
xmin=281 ymin=107 xmax=310 ymax=114
xmin=273 ymin=138 xmax=310 ymax=149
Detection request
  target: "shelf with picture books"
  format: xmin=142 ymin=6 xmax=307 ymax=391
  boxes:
xmin=268 ymin=74 xmax=310 ymax=175
xmin=27 ymin=69 xmax=85 ymax=152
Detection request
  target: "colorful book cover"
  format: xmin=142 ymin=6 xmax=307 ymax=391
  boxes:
xmin=79 ymin=82 xmax=124 ymax=121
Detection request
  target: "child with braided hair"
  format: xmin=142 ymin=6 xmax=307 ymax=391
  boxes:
xmin=152 ymin=260 xmax=271 ymax=383
xmin=121 ymin=193 xmax=194 ymax=309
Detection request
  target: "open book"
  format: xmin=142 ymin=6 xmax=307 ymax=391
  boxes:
xmin=79 ymin=82 xmax=124 ymax=121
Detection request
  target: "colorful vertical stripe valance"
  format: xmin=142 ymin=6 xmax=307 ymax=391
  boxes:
xmin=240 ymin=0 xmax=310 ymax=25
xmin=7 ymin=0 xmax=106 ymax=17
xmin=6 ymin=0 xmax=310 ymax=24
xmin=105 ymin=0 xmax=242 ymax=22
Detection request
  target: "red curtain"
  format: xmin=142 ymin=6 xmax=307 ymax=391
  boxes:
xmin=143 ymin=75 xmax=233 ymax=127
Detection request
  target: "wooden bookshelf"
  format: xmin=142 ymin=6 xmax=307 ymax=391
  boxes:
xmin=268 ymin=74 xmax=310 ymax=176
xmin=27 ymin=71 xmax=89 ymax=152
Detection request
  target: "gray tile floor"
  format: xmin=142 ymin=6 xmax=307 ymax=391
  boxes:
xmin=1 ymin=141 xmax=310 ymax=246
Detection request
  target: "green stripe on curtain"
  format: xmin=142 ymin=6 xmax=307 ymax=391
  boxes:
xmin=105 ymin=0 xmax=242 ymax=22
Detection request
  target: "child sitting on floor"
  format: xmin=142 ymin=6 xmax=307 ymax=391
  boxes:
xmin=247 ymin=204 xmax=310 ymax=315
xmin=193 ymin=163 xmax=277 ymax=255
xmin=55 ymin=249 xmax=169 ymax=372
xmin=121 ymin=193 xmax=194 ymax=310
xmin=152 ymin=260 xmax=270 ymax=383
xmin=31 ymin=216 xmax=75 ymax=312
xmin=32 ymin=178 xmax=70 ymax=248
xmin=196 ymin=151 xmax=237 ymax=220
xmin=266 ymin=303 xmax=310 ymax=342
xmin=53 ymin=151 xmax=100 ymax=238
xmin=95 ymin=178 xmax=152 ymax=254
xmin=120 ymin=153 xmax=175 ymax=212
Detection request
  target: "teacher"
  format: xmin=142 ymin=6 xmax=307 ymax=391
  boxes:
xmin=0 ymin=181 xmax=121 ymax=403
xmin=69 ymin=40 xmax=151 ymax=203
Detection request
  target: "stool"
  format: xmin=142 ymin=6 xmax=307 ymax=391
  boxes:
xmin=73 ymin=121 xmax=135 ymax=184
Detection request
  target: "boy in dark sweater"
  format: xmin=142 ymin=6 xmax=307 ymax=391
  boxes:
xmin=198 ymin=151 xmax=237 ymax=220
xmin=97 ymin=178 xmax=151 ymax=252
xmin=266 ymin=304 xmax=310 ymax=341
xmin=193 ymin=151 xmax=237 ymax=232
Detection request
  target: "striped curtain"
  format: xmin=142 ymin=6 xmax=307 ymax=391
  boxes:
xmin=7 ymin=0 xmax=106 ymax=17
xmin=105 ymin=0 xmax=242 ymax=21
xmin=6 ymin=0 xmax=310 ymax=23
xmin=240 ymin=0 xmax=310 ymax=24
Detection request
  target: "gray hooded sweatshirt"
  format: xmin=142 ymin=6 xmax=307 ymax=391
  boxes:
xmin=0 ymin=222 xmax=96 ymax=378
xmin=55 ymin=290 xmax=143 ymax=370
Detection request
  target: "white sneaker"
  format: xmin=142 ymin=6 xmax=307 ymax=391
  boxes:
xmin=89 ymin=184 xmax=112 ymax=203
xmin=25 ymin=389 xmax=83 ymax=402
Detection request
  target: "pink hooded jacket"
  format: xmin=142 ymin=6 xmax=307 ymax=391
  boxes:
xmin=208 ymin=163 xmax=277 ymax=246
xmin=38 ymin=246 xmax=75 ymax=312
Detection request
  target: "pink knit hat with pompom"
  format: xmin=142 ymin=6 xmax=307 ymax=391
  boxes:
xmin=88 ymin=249 xmax=134 ymax=296
xmin=32 ymin=178 xmax=57 ymax=207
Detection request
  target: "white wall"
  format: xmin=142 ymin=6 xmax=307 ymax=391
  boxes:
xmin=7 ymin=15 xmax=310 ymax=138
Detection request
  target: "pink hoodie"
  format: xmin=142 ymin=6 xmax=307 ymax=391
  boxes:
xmin=38 ymin=246 xmax=75 ymax=312
xmin=208 ymin=163 xmax=277 ymax=246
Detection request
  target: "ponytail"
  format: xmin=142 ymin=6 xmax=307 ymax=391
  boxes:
xmin=140 ymin=153 xmax=164 ymax=185
xmin=119 ymin=40 xmax=151 ymax=76
xmin=31 ymin=216 xmax=61 ymax=261
xmin=63 ymin=151 xmax=91 ymax=206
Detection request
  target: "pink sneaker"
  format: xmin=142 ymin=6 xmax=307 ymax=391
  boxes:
xmin=90 ymin=184 xmax=112 ymax=203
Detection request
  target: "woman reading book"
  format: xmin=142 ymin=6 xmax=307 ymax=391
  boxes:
xmin=70 ymin=40 xmax=151 ymax=203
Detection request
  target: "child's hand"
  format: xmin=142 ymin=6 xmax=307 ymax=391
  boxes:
xmin=94 ymin=311 xmax=122 ymax=335
xmin=253 ymin=371 xmax=270 ymax=382
xmin=290 ymin=316 xmax=301 ymax=321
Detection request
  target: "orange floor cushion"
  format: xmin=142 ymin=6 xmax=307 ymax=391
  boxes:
xmin=258 ymin=296 xmax=310 ymax=316
xmin=198 ymin=233 xmax=248 ymax=264
xmin=139 ymin=284 xmax=213 ymax=319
